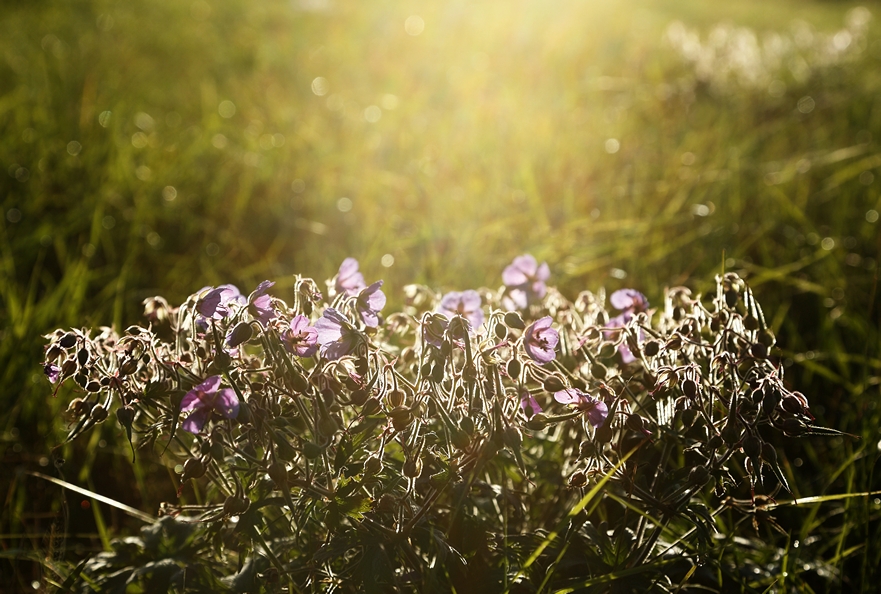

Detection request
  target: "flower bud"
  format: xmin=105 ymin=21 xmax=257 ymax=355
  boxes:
xmin=504 ymin=312 xmax=526 ymax=330
xmin=363 ymin=454 xmax=383 ymax=476
xmin=181 ymin=457 xmax=206 ymax=482
xmin=387 ymin=389 xmax=405 ymax=408
xmin=90 ymin=405 xmax=108 ymax=423
xmin=742 ymin=433 xmax=763 ymax=459
xmin=403 ymin=456 xmax=423 ymax=478
xmin=688 ymin=465 xmax=710 ymax=486
xmin=643 ymin=341 xmax=660 ymax=357
xmin=568 ymin=471 xmax=587 ymax=488
xmin=362 ymin=397 xmax=381 ymax=416
xmin=595 ymin=425 xmax=613 ymax=444
xmin=302 ymin=442 xmax=323 ymax=459
xmin=625 ymin=414 xmax=644 ymax=433
xmin=503 ymin=426 xmax=522 ymax=451
xmin=494 ymin=323 xmax=508 ymax=340
xmin=267 ymin=462 xmax=288 ymax=486
xmin=77 ymin=348 xmax=90 ymax=367
xmin=350 ymin=388 xmax=368 ymax=406
xmin=743 ymin=315 xmax=759 ymax=331
xmin=590 ymin=363 xmax=607 ymax=380
xmin=682 ymin=379 xmax=697 ymax=400
xmin=116 ymin=406 xmax=135 ymax=428
xmin=226 ymin=322 xmax=253 ymax=348
xmin=750 ymin=343 xmax=768 ymax=360
xmin=542 ymin=375 xmax=566 ymax=393
xmin=506 ymin=358 xmax=521 ymax=381
xmin=524 ymin=413 xmax=549 ymax=431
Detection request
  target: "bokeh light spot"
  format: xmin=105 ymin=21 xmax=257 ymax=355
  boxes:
xmin=405 ymin=15 xmax=424 ymax=36
xmin=604 ymin=138 xmax=620 ymax=154
xmin=218 ymin=100 xmax=236 ymax=118
xmin=312 ymin=77 xmax=328 ymax=96
xmin=337 ymin=197 xmax=353 ymax=212
xmin=381 ymin=254 xmax=395 ymax=267
xmin=67 ymin=141 xmax=82 ymax=156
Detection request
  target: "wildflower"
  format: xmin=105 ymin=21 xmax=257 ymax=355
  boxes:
xmin=503 ymin=254 xmax=550 ymax=309
xmin=180 ymin=375 xmax=240 ymax=434
xmin=334 ymin=258 xmax=366 ymax=297
xmin=554 ymin=388 xmax=609 ymax=428
xmin=523 ymin=316 xmax=559 ymax=364
xmin=520 ymin=390 xmax=543 ymax=418
xmin=609 ymin=289 xmax=649 ymax=314
xmin=44 ymin=363 xmax=61 ymax=384
xmin=197 ymin=285 xmax=245 ymax=319
xmin=283 ymin=315 xmax=319 ymax=357
xmin=606 ymin=288 xmax=649 ymax=364
xmin=356 ymin=281 xmax=386 ymax=328
xmin=438 ymin=290 xmax=484 ymax=330
xmin=314 ymin=308 xmax=361 ymax=360
xmin=248 ymin=280 xmax=278 ymax=325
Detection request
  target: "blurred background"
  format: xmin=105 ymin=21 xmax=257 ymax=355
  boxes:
xmin=1 ymin=0 xmax=880 ymax=588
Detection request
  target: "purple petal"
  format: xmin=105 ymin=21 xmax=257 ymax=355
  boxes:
xmin=459 ymin=290 xmax=481 ymax=312
xmin=610 ymin=289 xmax=648 ymax=313
xmin=336 ymin=258 xmax=366 ymax=295
xmin=361 ymin=281 xmax=387 ymax=311
xmin=502 ymin=260 xmax=529 ymax=287
xmin=520 ymin=392 xmax=542 ymax=417
xmin=466 ymin=309 xmax=485 ymax=330
xmin=213 ymin=388 xmax=240 ymax=419
xmin=44 ymin=363 xmax=61 ymax=384
xmin=438 ymin=291 xmax=463 ymax=314
xmin=290 ymin=314 xmax=310 ymax=333
xmin=197 ymin=288 xmax=224 ymax=318
xmin=504 ymin=289 xmax=528 ymax=311
xmin=359 ymin=308 xmax=380 ymax=328
xmin=321 ymin=332 xmax=357 ymax=360
xmin=314 ymin=309 xmax=346 ymax=344
xmin=250 ymin=280 xmax=274 ymax=301
xmin=182 ymin=408 xmax=210 ymax=434
xmin=535 ymin=262 xmax=550 ymax=282
xmin=587 ymin=400 xmax=610 ymax=428
xmin=554 ymin=388 xmax=582 ymax=405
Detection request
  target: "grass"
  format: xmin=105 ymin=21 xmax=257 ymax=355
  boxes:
xmin=1 ymin=0 xmax=880 ymax=590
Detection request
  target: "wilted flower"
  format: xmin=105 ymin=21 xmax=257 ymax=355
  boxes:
xmin=438 ymin=290 xmax=484 ymax=330
xmin=197 ymin=285 xmax=245 ymax=320
xmin=520 ymin=390 xmax=543 ymax=418
xmin=523 ymin=316 xmax=559 ymax=364
xmin=283 ymin=315 xmax=319 ymax=357
xmin=334 ymin=258 xmax=366 ymax=297
xmin=503 ymin=254 xmax=550 ymax=309
xmin=248 ymin=280 xmax=277 ymax=325
xmin=44 ymin=363 xmax=61 ymax=384
xmin=314 ymin=308 xmax=361 ymax=360
xmin=554 ymin=388 xmax=609 ymax=427
xmin=180 ymin=375 xmax=240 ymax=434
xmin=356 ymin=281 xmax=386 ymax=328
xmin=421 ymin=313 xmax=449 ymax=349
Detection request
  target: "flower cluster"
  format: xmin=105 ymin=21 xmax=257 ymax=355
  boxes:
xmin=41 ymin=259 xmax=832 ymax=593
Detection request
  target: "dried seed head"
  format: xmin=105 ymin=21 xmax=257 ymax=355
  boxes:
xmin=90 ymin=405 xmax=108 ymax=423
xmin=569 ymin=471 xmax=587 ymax=488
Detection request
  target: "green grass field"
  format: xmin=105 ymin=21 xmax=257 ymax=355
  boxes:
xmin=2 ymin=0 xmax=880 ymax=590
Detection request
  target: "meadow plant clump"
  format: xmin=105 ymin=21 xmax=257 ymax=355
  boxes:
xmin=42 ymin=256 xmax=837 ymax=592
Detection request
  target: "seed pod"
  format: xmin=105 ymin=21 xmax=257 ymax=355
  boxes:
xmin=181 ymin=457 xmax=206 ymax=482
xmin=223 ymin=495 xmax=250 ymax=515
xmin=590 ymin=363 xmax=607 ymax=380
xmin=762 ymin=442 xmax=778 ymax=464
xmin=782 ymin=417 xmax=807 ymax=437
xmin=389 ymin=406 xmax=412 ymax=431
xmin=210 ymin=440 xmax=224 ymax=462
xmin=86 ymin=380 xmax=101 ymax=393
xmin=743 ymin=315 xmax=759 ymax=331
xmin=504 ymin=312 xmax=526 ymax=330
xmin=643 ymin=341 xmax=660 ymax=357
xmin=460 ymin=416 xmax=475 ymax=435
xmin=494 ymin=323 xmax=508 ymax=340
xmin=599 ymin=343 xmax=617 ymax=358
xmin=721 ymin=418 xmax=741 ymax=446
xmin=781 ymin=394 xmax=807 ymax=416
xmin=68 ymin=398 xmax=90 ymax=417
xmin=665 ymin=334 xmax=682 ymax=351
xmin=724 ymin=289 xmax=738 ymax=308
xmin=318 ymin=415 xmax=340 ymax=437
xmin=60 ymin=333 xmax=78 ymax=349
xmin=90 ymin=405 xmax=108 ymax=423
xmin=403 ymin=456 xmax=423 ymax=478
xmin=431 ymin=362 xmax=446 ymax=383
xmin=758 ymin=329 xmax=776 ymax=347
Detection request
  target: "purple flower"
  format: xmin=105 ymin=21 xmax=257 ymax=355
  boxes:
xmin=520 ymin=390 xmax=543 ymax=418
xmin=523 ymin=316 xmax=559 ymax=364
xmin=503 ymin=254 xmax=550 ymax=309
xmin=610 ymin=289 xmax=648 ymax=314
xmin=248 ymin=280 xmax=277 ymax=325
xmin=554 ymin=388 xmax=609 ymax=428
xmin=44 ymin=363 xmax=61 ymax=384
xmin=335 ymin=258 xmax=366 ymax=297
xmin=197 ymin=285 xmax=245 ymax=319
xmin=605 ymin=312 xmax=645 ymax=364
xmin=314 ymin=308 xmax=361 ymax=360
xmin=180 ymin=375 xmax=240 ymax=434
xmin=283 ymin=315 xmax=319 ymax=357
xmin=356 ymin=280 xmax=386 ymax=328
xmin=438 ymin=290 xmax=484 ymax=330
